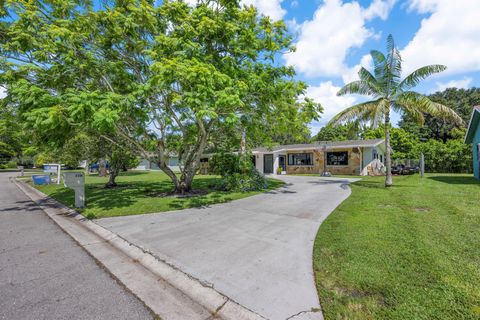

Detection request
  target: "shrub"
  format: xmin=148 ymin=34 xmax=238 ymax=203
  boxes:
xmin=210 ymin=153 xmax=267 ymax=191
xmin=218 ymin=167 xmax=267 ymax=192
xmin=413 ymin=139 xmax=472 ymax=173
xmin=5 ymin=161 xmax=17 ymax=169
xmin=209 ymin=153 xmax=240 ymax=176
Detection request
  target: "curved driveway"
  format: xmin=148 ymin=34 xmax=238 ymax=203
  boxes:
xmin=97 ymin=175 xmax=357 ymax=319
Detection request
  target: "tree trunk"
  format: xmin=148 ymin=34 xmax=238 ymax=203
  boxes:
xmin=105 ymin=169 xmax=118 ymax=188
xmin=384 ymin=106 xmax=393 ymax=187
xmin=155 ymin=120 xmax=210 ymax=195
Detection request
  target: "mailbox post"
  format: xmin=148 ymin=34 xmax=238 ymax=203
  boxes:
xmin=63 ymin=172 xmax=85 ymax=208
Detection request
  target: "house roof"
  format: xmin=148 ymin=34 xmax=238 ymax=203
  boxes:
xmin=252 ymin=138 xmax=385 ymax=153
xmin=465 ymin=106 xmax=480 ymax=144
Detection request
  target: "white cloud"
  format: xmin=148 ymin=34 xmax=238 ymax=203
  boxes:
xmin=402 ymin=0 xmax=480 ymax=76
xmin=242 ymin=0 xmax=286 ymax=20
xmin=306 ymin=81 xmax=358 ymax=126
xmin=364 ymin=0 xmax=397 ymax=20
xmin=284 ymin=0 xmax=396 ymax=79
xmin=342 ymin=54 xmax=373 ymax=84
xmin=184 ymin=0 xmax=286 ymax=20
xmin=434 ymin=77 xmax=472 ymax=93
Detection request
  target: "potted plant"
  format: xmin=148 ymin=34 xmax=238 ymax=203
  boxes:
xmin=276 ymin=167 xmax=283 ymax=175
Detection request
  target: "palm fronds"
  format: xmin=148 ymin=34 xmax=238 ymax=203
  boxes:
xmin=398 ymin=65 xmax=447 ymax=92
xmin=328 ymin=98 xmax=385 ymax=126
xmin=396 ymin=91 xmax=464 ymax=125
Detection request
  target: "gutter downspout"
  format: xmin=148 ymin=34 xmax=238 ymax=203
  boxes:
xmin=359 ymin=147 xmax=363 ymax=176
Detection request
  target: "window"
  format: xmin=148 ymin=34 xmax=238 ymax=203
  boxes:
xmin=168 ymin=157 xmax=179 ymax=166
xmin=327 ymin=151 xmax=349 ymax=166
xmin=288 ymin=153 xmax=313 ymax=166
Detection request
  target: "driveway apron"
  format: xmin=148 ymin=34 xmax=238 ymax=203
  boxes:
xmin=96 ymin=176 xmax=357 ymax=319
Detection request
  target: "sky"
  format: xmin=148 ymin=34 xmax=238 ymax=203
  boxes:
xmin=227 ymin=0 xmax=480 ymax=134
xmin=2 ymin=0 xmax=479 ymax=135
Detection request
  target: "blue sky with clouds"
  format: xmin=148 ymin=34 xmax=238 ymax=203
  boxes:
xmin=3 ymin=0 xmax=478 ymax=134
xmin=234 ymin=0 xmax=480 ymax=133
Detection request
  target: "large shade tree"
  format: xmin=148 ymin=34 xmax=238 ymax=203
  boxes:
xmin=329 ymin=35 xmax=462 ymax=186
xmin=1 ymin=0 xmax=321 ymax=193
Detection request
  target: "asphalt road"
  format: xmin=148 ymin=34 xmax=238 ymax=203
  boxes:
xmin=0 ymin=173 xmax=153 ymax=320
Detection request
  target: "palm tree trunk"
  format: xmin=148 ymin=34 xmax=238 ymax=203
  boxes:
xmin=384 ymin=106 xmax=393 ymax=187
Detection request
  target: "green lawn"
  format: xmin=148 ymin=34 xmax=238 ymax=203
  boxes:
xmin=33 ymin=171 xmax=284 ymax=219
xmin=314 ymin=174 xmax=480 ymax=320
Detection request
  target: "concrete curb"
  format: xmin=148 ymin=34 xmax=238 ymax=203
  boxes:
xmin=12 ymin=177 xmax=266 ymax=320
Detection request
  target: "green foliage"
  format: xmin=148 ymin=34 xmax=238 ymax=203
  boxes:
xmin=209 ymin=153 xmax=241 ymax=176
xmin=0 ymin=160 xmax=17 ymax=169
xmin=0 ymin=0 xmax=321 ymax=193
xmin=413 ymin=139 xmax=472 ymax=173
xmin=363 ymin=127 xmax=419 ymax=160
xmin=0 ymin=103 xmax=25 ymax=161
xmin=210 ymin=152 xmax=267 ymax=191
xmin=217 ymin=167 xmax=267 ymax=192
xmin=313 ymin=122 xmax=362 ymax=142
xmin=399 ymin=87 xmax=480 ymax=142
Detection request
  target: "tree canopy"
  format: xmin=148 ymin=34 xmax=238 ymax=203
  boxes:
xmin=1 ymin=0 xmax=321 ymax=191
xmin=399 ymin=87 xmax=480 ymax=142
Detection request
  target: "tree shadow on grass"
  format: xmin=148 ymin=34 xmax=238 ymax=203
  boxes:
xmin=47 ymin=180 xmax=175 ymax=213
xmin=353 ymin=179 xmax=414 ymax=189
xmin=168 ymin=192 xmax=232 ymax=210
xmin=428 ymin=176 xmax=480 ymax=185
xmin=46 ymin=175 xmax=263 ymax=215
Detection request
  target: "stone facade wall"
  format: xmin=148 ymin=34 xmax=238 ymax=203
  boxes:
xmin=285 ymin=148 xmax=361 ymax=175
xmin=286 ymin=149 xmax=324 ymax=174
xmin=325 ymin=147 xmax=361 ymax=175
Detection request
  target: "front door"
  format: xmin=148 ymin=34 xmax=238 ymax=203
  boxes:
xmin=264 ymin=154 xmax=273 ymax=174
xmin=279 ymin=155 xmax=286 ymax=172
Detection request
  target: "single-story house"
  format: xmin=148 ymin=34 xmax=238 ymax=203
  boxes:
xmin=465 ymin=106 xmax=480 ymax=179
xmin=134 ymin=154 xmax=212 ymax=173
xmin=252 ymin=138 xmax=386 ymax=176
xmin=135 ymin=156 xmax=180 ymax=172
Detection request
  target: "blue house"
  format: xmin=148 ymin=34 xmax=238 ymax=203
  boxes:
xmin=465 ymin=106 xmax=480 ymax=179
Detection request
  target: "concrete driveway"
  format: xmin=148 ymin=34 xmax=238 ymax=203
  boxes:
xmin=97 ymin=175 xmax=357 ymax=319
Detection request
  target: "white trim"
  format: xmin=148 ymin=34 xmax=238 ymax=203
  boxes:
xmin=252 ymin=140 xmax=385 ymax=154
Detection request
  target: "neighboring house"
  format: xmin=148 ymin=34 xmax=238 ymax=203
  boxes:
xmin=135 ymin=156 xmax=180 ymax=172
xmin=465 ymin=106 xmax=480 ymax=179
xmin=134 ymin=154 xmax=212 ymax=173
xmin=252 ymin=138 xmax=386 ymax=176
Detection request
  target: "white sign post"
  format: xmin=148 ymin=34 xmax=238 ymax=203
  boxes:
xmin=44 ymin=163 xmax=62 ymax=184
xmin=63 ymin=172 xmax=85 ymax=208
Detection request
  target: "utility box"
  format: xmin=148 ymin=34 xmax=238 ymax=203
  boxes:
xmin=63 ymin=172 xmax=85 ymax=208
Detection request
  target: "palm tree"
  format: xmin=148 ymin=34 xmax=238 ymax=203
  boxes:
xmin=329 ymin=35 xmax=463 ymax=187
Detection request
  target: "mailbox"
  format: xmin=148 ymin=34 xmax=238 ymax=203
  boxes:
xmin=64 ymin=172 xmax=85 ymax=187
xmin=63 ymin=172 xmax=85 ymax=208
